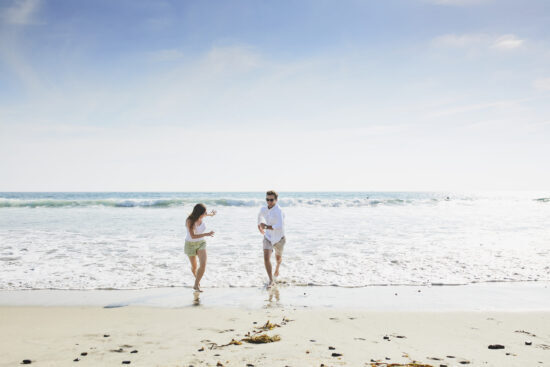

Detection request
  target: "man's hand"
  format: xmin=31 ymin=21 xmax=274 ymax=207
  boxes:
xmin=259 ymin=223 xmax=267 ymax=229
xmin=258 ymin=224 xmax=265 ymax=235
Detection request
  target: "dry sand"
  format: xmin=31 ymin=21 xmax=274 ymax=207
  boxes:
xmin=1 ymin=306 xmax=548 ymax=367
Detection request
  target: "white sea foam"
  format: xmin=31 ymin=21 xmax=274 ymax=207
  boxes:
xmin=0 ymin=192 xmax=549 ymax=289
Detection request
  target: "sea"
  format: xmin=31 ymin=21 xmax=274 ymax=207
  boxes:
xmin=0 ymin=191 xmax=549 ymax=290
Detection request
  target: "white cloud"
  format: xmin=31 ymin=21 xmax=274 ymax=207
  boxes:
xmin=491 ymin=34 xmax=524 ymax=50
xmin=1 ymin=0 xmax=40 ymax=25
xmin=533 ymin=78 xmax=550 ymax=91
xmin=432 ymin=33 xmax=524 ymax=51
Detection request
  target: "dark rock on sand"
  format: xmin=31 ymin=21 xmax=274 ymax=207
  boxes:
xmin=104 ymin=334 xmax=110 ymax=337
xmin=130 ymin=350 xmax=138 ymax=353
xmin=80 ymin=352 xmax=87 ymax=356
xmin=111 ymin=348 xmax=124 ymax=353
xmin=310 ymin=339 xmax=316 ymax=342
xmin=198 ymin=347 xmax=205 ymax=352
xmin=21 ymin=360 xmax=32 ymax=365
xmin=488 ymin=344 xmax=505 ymax=350
xmin=73 ymin=358 xmax=79 ymax=362
xmin=328 ymin=346 xmax=335 ymax=350
xmin=246 ymin=364 xmax=254 ymax=367
xmin=459 ymin=361 xmax=470 ymax=364
xmin=446 ymin=355 xmax=455 ymax=358
xmin=331 ymin=353 xmax=342 ymax=357
xmin=525 ymin=341 xmax=532 ymax=345
xmin=122 ymin=361 xmax=131 ymax=365
xmin=383 ymin=336 xmax=390 ymax=340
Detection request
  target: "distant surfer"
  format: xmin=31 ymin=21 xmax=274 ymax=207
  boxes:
xmin=257 ymin=190 xmax=286 ymax=288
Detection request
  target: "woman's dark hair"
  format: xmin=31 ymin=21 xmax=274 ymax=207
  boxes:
xmin=187 ymin=203 xmax=207 ymax=228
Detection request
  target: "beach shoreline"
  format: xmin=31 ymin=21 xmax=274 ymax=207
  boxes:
xmin=0 ymin=282 xmax=548 ymax=311
xmin=1 ymin=283 xmax=549 ymax=366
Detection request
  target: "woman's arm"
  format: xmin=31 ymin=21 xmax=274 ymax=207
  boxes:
xmin=187 ymin=219 xmax=214 ymax=239
xmin=205 ymin=210 xmax=217 ymax=217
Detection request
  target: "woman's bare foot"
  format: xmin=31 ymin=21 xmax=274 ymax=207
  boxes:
xmin=267 ymin=280 xmax=274 ymax=289
xmin=193 ymin=285 xmax=202 ymax=292
xmin=274 ymin=269 xmax=279 ymax=277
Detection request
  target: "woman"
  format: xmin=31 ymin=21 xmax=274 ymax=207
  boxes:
xmin=185 ymin=203 xmax=216 ymax=292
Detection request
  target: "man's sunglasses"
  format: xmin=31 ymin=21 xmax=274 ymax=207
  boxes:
xmin=266 ymin=198 xmax=275 ymax=202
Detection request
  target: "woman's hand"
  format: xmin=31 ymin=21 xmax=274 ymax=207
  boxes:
xmin=206 ymin=231 xmax=215 ymax=237
xmin=208 ymin=210 xmax=217 ymax=216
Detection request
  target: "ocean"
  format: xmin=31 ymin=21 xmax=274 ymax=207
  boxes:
xmin=0 ymin=191 xmax=549 ymax=290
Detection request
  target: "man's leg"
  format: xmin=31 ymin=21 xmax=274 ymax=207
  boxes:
xmin=274 ymin=254 xmax=282 ymax=277
xmin=263 ymin=249 xmax=274 ymax=287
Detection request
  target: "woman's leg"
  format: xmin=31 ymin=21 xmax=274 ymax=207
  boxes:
xmin=194 ymin=249 xmax=207 ymax=291
xmin=188 ymin=255 xmax=198 ymax=277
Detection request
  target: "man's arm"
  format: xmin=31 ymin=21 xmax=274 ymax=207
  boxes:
xmin=265 ymin=209 xmax=283 ymax=230
xmin=257 ymin=209 xmax=266 ymax=235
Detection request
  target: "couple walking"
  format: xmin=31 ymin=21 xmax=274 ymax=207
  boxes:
xmin=184 ymin=190 xmax=285 ymax=291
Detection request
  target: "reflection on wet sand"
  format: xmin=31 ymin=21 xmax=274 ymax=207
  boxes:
xmin=267 ymin=285 xmax=280 ymax=306
xmin=193 ymin=290 xmax=201 ymax=306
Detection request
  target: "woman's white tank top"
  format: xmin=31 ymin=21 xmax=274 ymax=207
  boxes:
xmin=186 ymin=220 xmax=206 ymax=242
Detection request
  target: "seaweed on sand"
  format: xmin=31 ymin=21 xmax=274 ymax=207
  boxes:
xmin=242 ymin=333 xmax=281 ymax=344
xmin=256 ymin=320 xmax=280 ymax=331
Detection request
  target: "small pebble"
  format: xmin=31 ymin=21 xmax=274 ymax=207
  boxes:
xmin=130 ymin=350 xmax=138 ymax=354
xmin=122 ymin=362 xmax=131 ymax=365
xmin=310 ymin=339 xmax=316 ymax=342
xmin=488 ymin=344 xmax=505 ymax=350
xmin=198 ymin=347 xmax=204 ymax=352
xmin=331 ymin=352 xmax=342 ymax=357
xmin=21 ymin=360 xmax=32 ymax=365
xmin=73 ymin=359 xmax=79 ymax=362
xmin=383 ymin=336 xmax=390 ymax=340
xmin=103 ymin=334 xmax=110 ymax=337
xmin=80 ymin=352 xmax=87 ymax=356
xmin=328 ymin=346 xmax=335 ymax=350
xmin=525 ymin=341 xmax=532 ymax=346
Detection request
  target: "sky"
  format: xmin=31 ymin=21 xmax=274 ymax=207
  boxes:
xmin=0 ymin=0 xmax=549 ymax=191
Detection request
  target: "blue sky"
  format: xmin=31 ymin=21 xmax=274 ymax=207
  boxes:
xmin=1 ymin=0 xmax=549 ymax=191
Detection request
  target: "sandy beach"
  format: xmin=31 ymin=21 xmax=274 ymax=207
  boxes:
xmin=1 ymin=285 xmax=549 ymax=367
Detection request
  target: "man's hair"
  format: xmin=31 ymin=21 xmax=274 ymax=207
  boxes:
xmin=266 ymin=190 xmax=278 ymax=200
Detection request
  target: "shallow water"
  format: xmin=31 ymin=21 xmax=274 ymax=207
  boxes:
xmin=0 ymin=191 xmax=549 ymax=289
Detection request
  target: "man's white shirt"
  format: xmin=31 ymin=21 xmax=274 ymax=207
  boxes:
xmin=258 ymin=204 xmax=285 ymax=244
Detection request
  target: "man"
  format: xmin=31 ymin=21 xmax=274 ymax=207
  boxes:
xmin=257 ymin=190 xmax=285 ymax=288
